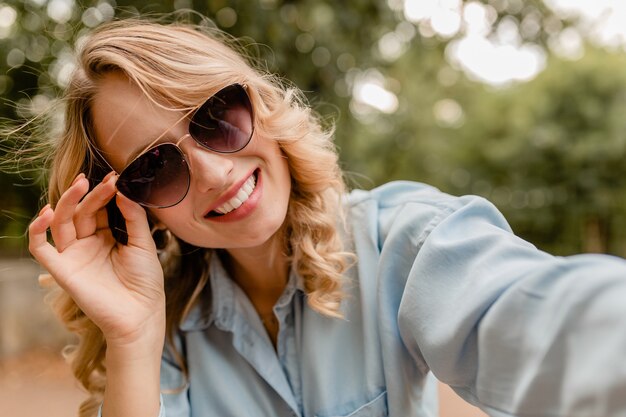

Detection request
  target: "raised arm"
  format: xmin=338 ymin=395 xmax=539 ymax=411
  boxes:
xmin=29 ymin=173 xmax=164 ymax=417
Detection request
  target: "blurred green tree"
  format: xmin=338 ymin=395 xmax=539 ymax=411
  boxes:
xmin=443 ymin=46 xmax=626 ymax=256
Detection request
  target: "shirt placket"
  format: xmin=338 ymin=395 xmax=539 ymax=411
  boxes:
xmin=209 ymin=256 xmax=302 ymax=416
xmin=275 ymin=279 xmax=304 ymax=415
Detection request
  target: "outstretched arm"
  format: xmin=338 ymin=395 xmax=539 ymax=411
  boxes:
xmin=393 ymin=195 xmax=626 ymax=416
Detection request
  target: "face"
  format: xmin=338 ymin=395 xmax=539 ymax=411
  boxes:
xmin=91 ymin=72 xmax=292 ymax=250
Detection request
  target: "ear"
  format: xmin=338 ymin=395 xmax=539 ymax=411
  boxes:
xmin=146 ymin=213 xmax=172 ymax=252
xmin=151 ymin=226 xmax=173 ymax=252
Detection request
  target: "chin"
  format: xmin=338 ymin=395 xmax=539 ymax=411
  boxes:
xmin=234 ymin=219 xmax=287 ymax=249
xmin=189 ymin=217 xmax=287 ymax=250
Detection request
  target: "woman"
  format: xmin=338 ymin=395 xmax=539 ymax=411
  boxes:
xmin=28 ymin=18 xmax=626 ymax=417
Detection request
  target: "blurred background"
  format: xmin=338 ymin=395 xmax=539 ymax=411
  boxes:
xmin=2 ymin=0 xmax=626 ymax=416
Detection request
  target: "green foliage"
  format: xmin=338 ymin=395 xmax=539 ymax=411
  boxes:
xmin=443 ymin=47 xmax=626 ymax=255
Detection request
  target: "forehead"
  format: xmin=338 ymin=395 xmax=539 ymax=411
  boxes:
xmin=90 ymin=72 xmax=184 ymax=169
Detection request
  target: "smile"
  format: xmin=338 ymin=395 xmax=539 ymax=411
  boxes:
xmin=207 ymin=170 xmax=258 ymax=217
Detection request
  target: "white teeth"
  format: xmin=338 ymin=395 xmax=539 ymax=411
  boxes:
xmin=235 ymin=189 xmax=248 ymax=202
xmin=231 ymin=198 xmax=243 ymax=209
xmin=214 ymin=174 xmax=256 ymax=215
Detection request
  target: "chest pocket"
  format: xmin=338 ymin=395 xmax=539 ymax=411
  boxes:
xmin=317 ymin=391 xmax=388 ymax=417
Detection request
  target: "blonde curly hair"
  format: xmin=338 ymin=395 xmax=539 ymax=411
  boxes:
xmin=39 ymin=17 xmax=352 ymax=417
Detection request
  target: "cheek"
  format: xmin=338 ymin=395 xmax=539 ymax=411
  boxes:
xmin=277 ymin=158 xmax=292 ymax=205
xmin=147 ymin=206 xmax=189 ymax=238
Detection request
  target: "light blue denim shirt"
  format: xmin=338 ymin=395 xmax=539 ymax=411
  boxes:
xmin=109 ymin=181 xmax=626 ymax=416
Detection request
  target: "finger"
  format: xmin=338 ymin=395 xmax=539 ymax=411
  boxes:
xmin=28 ymin=206 xmax=64 ymax=273
xmin=29 ymin=205 xmax=52 ymax=253
xmin=28 ymin=208 xmax=83 ymax=295
xmin=74 ymin=172 xmax=117 ymax=238
xmin=95 ymin=209 xmax=110 ymax=231
xmin=38 ymin=273 xmax=55 ymax=288
xmin=49 ymin=174 xmax=90 ymax=251
xmin=115 ymin=192 xmax=156 ymax=251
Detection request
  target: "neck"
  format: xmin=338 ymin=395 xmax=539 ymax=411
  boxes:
xmin=221 ymin=232 xmax=290 ymax=349
xmin=221 ymin=234 xmax=289 ymax=305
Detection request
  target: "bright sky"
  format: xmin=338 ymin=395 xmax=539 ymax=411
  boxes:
xmin=546 ymin=0 xmax=626 ymax=48
xmin=354 ymin=0 xmax=626 ymax=116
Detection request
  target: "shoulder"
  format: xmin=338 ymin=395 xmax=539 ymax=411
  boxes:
xmin=345 ymin=181 xmax=507 ymax=251
xmin=347 ymin=180 xmax=443 ymax=204
xmin=347 ymin=180 xmax=474 ymax=220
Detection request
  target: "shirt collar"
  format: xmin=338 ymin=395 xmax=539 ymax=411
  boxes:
xmin=179 ymin=251 xmax=304 ymax=332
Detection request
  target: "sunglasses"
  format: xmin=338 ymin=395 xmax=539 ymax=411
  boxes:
xmin=101 ymin=83 xmax=254 ymax=208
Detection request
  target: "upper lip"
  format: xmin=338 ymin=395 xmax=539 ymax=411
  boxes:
xmin=203 ymin=169 xmax=256 ymax=216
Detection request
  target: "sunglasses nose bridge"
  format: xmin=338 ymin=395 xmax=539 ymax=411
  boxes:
xmin=176 ymin=133 xmax=193 ymax=146
xmin=184 ymin=141 xmax=235 ymax=191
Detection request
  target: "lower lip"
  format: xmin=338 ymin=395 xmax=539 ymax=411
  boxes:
xmin=205 ymin=170 xmax=262 ymax=223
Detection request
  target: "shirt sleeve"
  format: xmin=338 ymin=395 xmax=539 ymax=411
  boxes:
xmin=158 ymin=336 xmax=191 ymax=417
xmin=391 ymin=194 xmax=626 ymax=416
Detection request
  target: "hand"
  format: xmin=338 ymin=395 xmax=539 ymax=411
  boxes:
xmin=29 ymin=172 xmax=166 ymax=348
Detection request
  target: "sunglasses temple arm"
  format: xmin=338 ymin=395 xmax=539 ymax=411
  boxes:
xmin=88 ymin=144 xmax=119 ymax=180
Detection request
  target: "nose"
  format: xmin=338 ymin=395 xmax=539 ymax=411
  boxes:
xmin=183 ymin=140 xmax=234 ymax=192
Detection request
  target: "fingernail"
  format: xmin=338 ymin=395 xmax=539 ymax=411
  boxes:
xmin=71 ymin=173 xmax=86 ymax=186
xmin=38 ymin=273 xmax=54 ymax=288
xmin=38 ymin=204 xmax=51 ymax=216
xmin=102 ymin=171 xmax=116 ymax=183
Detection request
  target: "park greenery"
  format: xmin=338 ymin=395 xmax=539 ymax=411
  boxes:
xmin=2 ymin=0 xmax=626 ymax=257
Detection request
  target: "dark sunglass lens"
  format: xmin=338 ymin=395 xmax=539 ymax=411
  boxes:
xmin=189 ymin=84 xmax=253 ymax=153
xmin=116 ymin=144 xmax=190 ymax=208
